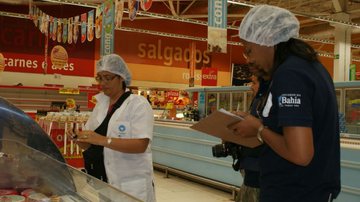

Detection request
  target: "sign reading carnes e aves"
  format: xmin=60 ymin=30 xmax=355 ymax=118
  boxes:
xmin=0 ymin=15 xmax=95 ymax=77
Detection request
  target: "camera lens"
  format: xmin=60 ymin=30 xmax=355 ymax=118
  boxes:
xmin=212 ymin=144 xmax=228 ymax=157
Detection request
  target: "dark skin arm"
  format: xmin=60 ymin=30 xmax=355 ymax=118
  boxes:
xmin=229 ymin=111 xmax=314 ymax=166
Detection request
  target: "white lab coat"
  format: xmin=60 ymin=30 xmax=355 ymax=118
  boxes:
xmin=85 ymin=92 xmax=156 ymax=202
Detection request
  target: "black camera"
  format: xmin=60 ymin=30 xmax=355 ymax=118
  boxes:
xmin=212 ymin=142 xmax=242 ymax=171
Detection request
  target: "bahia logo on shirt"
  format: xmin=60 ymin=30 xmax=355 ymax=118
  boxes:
xmin=278 ymin=94 xmax=301 ymax=107
xmin=118 ymin=124 xmax=127 ymax=137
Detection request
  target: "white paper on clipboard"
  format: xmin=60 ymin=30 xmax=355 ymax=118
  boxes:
xmin=190 ymin=109 xmax=262 ymax=148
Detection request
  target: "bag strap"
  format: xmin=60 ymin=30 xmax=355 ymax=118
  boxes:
xmin=94 ymin=91 xmax=132 ymax=136
xmin=108 ymin=91 xmax=132 ymax=117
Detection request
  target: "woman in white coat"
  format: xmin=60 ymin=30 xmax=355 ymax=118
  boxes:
xmin=69 ymin=54 xmax=156 ymax=202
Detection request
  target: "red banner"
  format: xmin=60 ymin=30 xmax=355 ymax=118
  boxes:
xmin=201 ymin=67 xmax=218 ymax=86
xmin=2 ymin=52 xmax=94 ymax=77
xmin=0 ymin=15 xmax=95 ymax=77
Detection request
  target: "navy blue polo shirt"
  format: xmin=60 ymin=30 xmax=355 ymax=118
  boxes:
xmin=259 ymin=55 xmax=341 ymax=202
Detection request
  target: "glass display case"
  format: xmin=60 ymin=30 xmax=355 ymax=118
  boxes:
xmin=0 ymin=97 xmax=141 ymax=202
xmin=187 ymin=83 xmax=360 ymax=138
xmin=187 ymin=86 xmax=252 ymax=118
xmin=343 ymin=88 xmax=360 ymax=134
xmin=206 ymin=92 xmax=217 ymax=114
xmin=218 ymin=92 xmax=231 ymax=111
xmin=334 ymin=82 xmax=360 ymax=138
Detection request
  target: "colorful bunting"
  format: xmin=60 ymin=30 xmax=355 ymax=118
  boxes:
xmin=68 ymin=17 xmax=73 ymax=44
xmin=95 ymin=6 xmax=103 ymax=39
xmin=129 ymin=0 xmax=139 ymax=21
xmin=81 ymin=13 xmax=87 ymax=43
xmin=115 ymin=0 xmax=124 ymax=29
xmin=73 ymin=16 xmax=80 ymax=43
xmin=87 ymin=10 xmax=94 ymax=42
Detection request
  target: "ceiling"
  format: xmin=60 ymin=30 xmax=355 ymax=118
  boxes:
xmin=1 ymin=0 xmax=360 ymax=60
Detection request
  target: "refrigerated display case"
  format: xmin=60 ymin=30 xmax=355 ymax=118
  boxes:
xmin=335 ymin=81 xmax=360 ymax=138
xmin=0 ymin=97 xmax=141 ymax=202
xmin=152 ymin=83 xmax=360 ymax=202
xmin=186 ymin=86 xmax=253 ymax=118
xmin=187 ymin=82 xmax=360 ymax=140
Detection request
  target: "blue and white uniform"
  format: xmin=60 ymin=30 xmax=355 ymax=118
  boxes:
xmin=86 ymin=92 xmax=156 ymax=202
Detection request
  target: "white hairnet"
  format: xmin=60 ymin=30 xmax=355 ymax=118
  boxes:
xmin=96 ymin=54 xmax=132 ymax=86
xmin=239 ymin=5 xmax=299 ymax=47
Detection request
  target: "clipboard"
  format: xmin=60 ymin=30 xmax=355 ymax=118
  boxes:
xmin=190 ymin=109 xmax=262 ymax=148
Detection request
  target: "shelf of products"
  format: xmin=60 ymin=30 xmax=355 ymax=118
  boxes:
xmin=38 ymin=111 xmax=91 ymax=168
xmin=0 ymin=84 xmax=99 ymax=119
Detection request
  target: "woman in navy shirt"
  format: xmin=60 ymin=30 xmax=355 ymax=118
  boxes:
xmin=231 ymin=5 xmax=340 ymax=202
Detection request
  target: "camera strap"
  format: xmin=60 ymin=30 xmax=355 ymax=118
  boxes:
xmin=232 ymin=158 xmax=240 ymax=171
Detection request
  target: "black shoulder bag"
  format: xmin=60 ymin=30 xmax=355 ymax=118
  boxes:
xmin=82 ymin=91 xmax=131 ymax=182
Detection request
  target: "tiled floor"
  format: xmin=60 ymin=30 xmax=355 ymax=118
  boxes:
xmin=154 ymin=170 xmax=234 ymax=202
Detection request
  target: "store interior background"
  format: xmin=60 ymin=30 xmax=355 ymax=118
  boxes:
xmin=1 ymin=1 xmax=360 ymax=202
xmin=3 ymin=0 xmax=360 ymax=91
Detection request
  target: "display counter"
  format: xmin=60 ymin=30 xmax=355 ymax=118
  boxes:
xmin=185 ymin=86 xmax=253 ymax=118
xmin=152 ymin=82 xmax=360 ymax=202
xmin=152 ymin=119 xmax=241 ymax=193
xmin=0 ymin=97 xmax=141 ymax=202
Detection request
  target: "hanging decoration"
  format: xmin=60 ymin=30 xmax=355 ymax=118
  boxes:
xmin=49 ymin=16 xmax=54 ymax=39
xmin=68 ymin=17 xmax=73 ymax=44
xmin=87 ymin=10 xmax=94 ymax=42
xmin=57 ymin=18 xmax=62 ymax=43
xmin=73 ymin=16 xmax=80 ymax=43
xmin=80 ymin=13 xmax=87 ymax=43
xmin=41 ymin=12 xmax=47 ymax=34
xmin=28 ymin=0 xmax=135 ymax=46
xmin=27 ymin=0 xmax=141 ymax=66
xmin=52 ymin=17 xmax=57 ymax=41
xmin=140 ymin=0 xmax=153 ymax=11
xmin=129 ymin=0 xmax=139 ymax=21
xmin=62 ymin=18 xmax=68 ymax=44
xmin=33 ymin=7 xmax=39 ymax=27
xmin=39 ymin=11 xmax=43 ymax=31
xmin=95 ymin=6 xmax=103 ymax=39
xmin=114 ymin=0 xmax=124 ymax=29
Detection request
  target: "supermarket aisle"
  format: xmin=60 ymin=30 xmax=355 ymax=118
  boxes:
xmin=154 ymin=170 xmax=234 ymax=202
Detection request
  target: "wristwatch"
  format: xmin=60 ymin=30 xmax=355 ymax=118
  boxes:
xmin=107 ymin=137 xmax=112 ymax=145
xmin=257 ymin=124 xmax=265 ymax=143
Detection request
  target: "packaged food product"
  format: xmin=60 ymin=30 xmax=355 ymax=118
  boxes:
xmin=27 ymin=193 xmax=50 ymax=202
xmin=0 ymin=189 xmax=18 ymax=196
xmin=20 ymin=189 xmax=36 ymax=198
xmin=0 ymin=195 xmax=25 ymax=202
xmin=49 ymin=195 xmax=60 ymax=202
